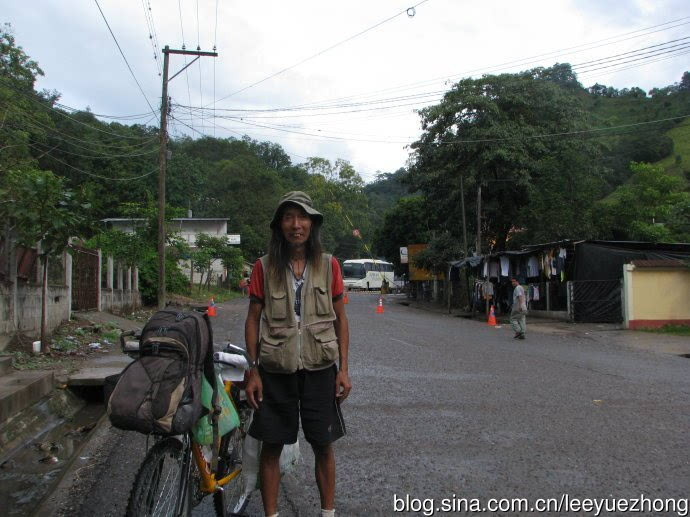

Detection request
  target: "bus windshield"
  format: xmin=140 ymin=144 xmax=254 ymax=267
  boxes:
xmin=343 ymin=263 xmax=366 ymax=279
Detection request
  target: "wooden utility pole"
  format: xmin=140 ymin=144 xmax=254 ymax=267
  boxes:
xmin=157 ymin=45 xmax=217 ymax=309
xmin=476 ymin=183 xmax=482 ymax=255
xmin=460 ymin=174 xmax=468 ymax=258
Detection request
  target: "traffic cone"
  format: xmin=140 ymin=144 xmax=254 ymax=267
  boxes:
xmin=208 ymin=297 xmax=217 ymax=317
xmin=343 ymin=287 xmax=349 ymax=305
xmin=376 ymin=296 xmax=384 ymax=314
xmin=487 ymin=305 xmax=497 ymax=326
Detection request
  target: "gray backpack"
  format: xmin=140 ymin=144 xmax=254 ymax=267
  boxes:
xmin=108 ymin=310 xmax=214 ymax=435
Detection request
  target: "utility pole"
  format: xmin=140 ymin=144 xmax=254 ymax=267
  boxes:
xmin=475 ymin=182 xmax=482 ymax=256
xmin=157 ymin=45 xmax=217 ymax=309
xmin=460 ymin=174 xmax=468 ymax=258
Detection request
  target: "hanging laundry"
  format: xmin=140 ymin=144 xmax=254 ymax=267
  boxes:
xmin=533 ymin=285 xmax=540 ymax=301
xmin=559 ymin=247 xmax=567 ymax=258
xmin=500 ymin=256 xmax=510 ymax=277
xmin=489 ymin=260 xmax=500 ymax=279
xmin=527 ymin=256 xmax=540 ymax=277
xmin=483 ymin=260 xmax=489 ymax=278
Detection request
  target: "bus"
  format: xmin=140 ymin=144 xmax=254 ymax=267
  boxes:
xmin=342 ymin=259 xmax=395 ymax=291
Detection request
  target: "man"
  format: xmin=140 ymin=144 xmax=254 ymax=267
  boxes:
xmin=245 ymin=191 xmax=352 ymax=517
xmin=510 ymin=277 xmax=527 ymax=339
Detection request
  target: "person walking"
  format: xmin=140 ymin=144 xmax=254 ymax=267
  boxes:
xmin=510 ymin=277 xmax=527 ymax=339
xmin=244 ymin=191 xmax=352 ymax=517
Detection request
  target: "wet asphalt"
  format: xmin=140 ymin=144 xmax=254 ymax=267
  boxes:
xmin=65 ymin=293 xmax=689 ymax=516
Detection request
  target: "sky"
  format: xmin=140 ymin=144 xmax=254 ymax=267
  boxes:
xmin=4 ymin=0 xmax=690 ymax=182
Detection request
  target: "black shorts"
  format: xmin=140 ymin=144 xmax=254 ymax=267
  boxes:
xmin=248 ymin=365 xmax=346 ymax=446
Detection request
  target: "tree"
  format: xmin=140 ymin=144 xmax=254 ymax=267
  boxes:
xmin=408 ymin=65 xmax=602 ymax=251
xmin=219 ymin=246 xmax=244 ymax=289
xmin=192 ymin=234 xmax=230 ymax=291
xmin=602 ymin=162 xmax=690 ymax=242
xmin=411 ymin=232 xmax=463 ymax=274
xmin=373 ymin=196 xmax=432 ymax=273
xmin=305 ymin=158 xmax=372 ymax=259
xmin=0 ymin=168 xmax=89 ymax=351
xmin=0 ymin=23 xmax=52 ymax=170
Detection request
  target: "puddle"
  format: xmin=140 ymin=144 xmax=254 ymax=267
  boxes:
xmin=0 ymin=403 xmax=104 ymax=516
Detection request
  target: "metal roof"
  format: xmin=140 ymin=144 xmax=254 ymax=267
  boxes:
xmin=631 ymin=259 xmax=687 ymax=268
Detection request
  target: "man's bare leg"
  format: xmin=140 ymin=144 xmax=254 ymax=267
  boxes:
xmin=260 ymin=443 xmax=283 ymax=516
xmin=312 ymin=443 xmax=335 ymax=510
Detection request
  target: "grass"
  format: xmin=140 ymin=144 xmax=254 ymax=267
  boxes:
xmin=102 ymin=329 xmax=122 ymax=342
xmin=655 ymin=118 xmax=690 ymax=183
xmin=638 ymin=324 xmax=690 ymax=337
xmin=189 ymin=285 xmax=243 ymax=304
xmin=8 ymin=350 xmax=78 ymax=371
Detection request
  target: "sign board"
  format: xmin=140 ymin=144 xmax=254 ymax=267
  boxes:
xmin=227 ymin=234 xmax=241 ymax=245
xmin=407 ymin=243 xmax=443 ymax=281
xmin=400 ymin=246 xmax=408 ymax=264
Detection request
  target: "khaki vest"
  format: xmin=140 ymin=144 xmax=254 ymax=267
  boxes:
xmin=258 ymin=254 xmax=338 ymax=373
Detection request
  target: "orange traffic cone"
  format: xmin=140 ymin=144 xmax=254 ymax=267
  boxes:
xmin=208 ymin=297 xmax=217 ymax=317
xmin=487 ymin=305 xmax=497 ymax=326
xmin=376 ymin=296 xmax=384 ymax=314
xmin=343 ymin=288 xmax=349 ymax=305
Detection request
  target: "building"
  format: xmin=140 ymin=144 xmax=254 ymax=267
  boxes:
xmin=102 ymin=217 xmax=234 ymax=283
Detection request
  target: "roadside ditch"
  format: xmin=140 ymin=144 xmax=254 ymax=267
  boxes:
xmin=0 ymin=313 xmax=150 ymax=516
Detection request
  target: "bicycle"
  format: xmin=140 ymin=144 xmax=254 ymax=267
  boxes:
xmin=118 ymin=329 xmax=254 ymax=517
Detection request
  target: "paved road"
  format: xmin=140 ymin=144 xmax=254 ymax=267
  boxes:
xmin=63 ymin=293 xmax=689 ymax=516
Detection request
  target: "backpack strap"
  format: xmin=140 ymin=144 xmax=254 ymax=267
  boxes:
xmin=202 ymin=312 xmax=221 ymax=472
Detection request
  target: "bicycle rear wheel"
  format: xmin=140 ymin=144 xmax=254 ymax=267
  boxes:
xmin=213 ymin=425 xmax=249 ymax=517
xmin=126 ymin=437 xmax=192 ymax=517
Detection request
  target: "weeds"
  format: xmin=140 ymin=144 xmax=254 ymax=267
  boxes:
xmin=639 ymin=324 xmax=690 ymax=336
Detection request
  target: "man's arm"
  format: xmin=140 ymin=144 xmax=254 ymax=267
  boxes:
xmin=245 ymin=299 xmax=263 ymax=409
xmin=333 ymin=297 xmax=352 ymax=402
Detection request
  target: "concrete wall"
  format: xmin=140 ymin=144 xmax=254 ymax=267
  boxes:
xmin=100 ymin=287 xmax=141 ymax=314
xmin=623 ymin=265 xmax=690 ymax=329
xmin=101 ymin=265 xmax=141 ymax=313
xmin=0 ymin=283 xmax=70 ymax=349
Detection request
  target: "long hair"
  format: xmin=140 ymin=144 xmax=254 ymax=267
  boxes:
xmin=267 ymin=207 xmax=323 ymax=282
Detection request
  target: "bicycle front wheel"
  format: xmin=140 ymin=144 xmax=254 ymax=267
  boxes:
xmin=126 ymin=437 xmax=192 ymax=517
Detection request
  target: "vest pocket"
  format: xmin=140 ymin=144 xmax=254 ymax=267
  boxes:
xmin=314 ymin=286 xmax=330 ymax=315
xmin=311 ymin=325 xmax=339 ymax=363
xmin=259 ymin=334 xmax=285 ymax=370
xmin=270 ymin=291 xmax=287 ymax=320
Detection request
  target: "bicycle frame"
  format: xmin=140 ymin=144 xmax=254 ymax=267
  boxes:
xmin=120 ymin=326 xmax=252 ymax=508
xmin=191 ymin=379 xmax=244 ymax=494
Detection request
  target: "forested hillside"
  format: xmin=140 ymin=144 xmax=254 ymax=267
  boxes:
xmin=376 ymin=65 xmax=690 ymax=271
xmin=2 ymin=26 xmax=689 ymax=283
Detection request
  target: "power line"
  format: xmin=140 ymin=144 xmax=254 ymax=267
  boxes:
xmin=572 ymin=43 xmax=690 ymax=74
xmin=29 ymin=139 xmax=158 ymax=160
xmin=213 ymin=0 xmax=435 ymax=104
xmin=3 ymin=102 xmax=159 ymax=151
xmin=23 ymin=140 xmax=158 ymax=181
xmin=210 ymin=16 xmax=690 ymax=115
xmin=177 ymin=0 xmax=196 ymax=135
xmin=94 ymin=0 xmax=157 ymax=118
xmin=139 ymin=0 xmax=162 ymax=77
xmin=0 ymin=76 xmax=158 ymax=140
xmin=434 ymin=114 xmax=690 ymax=145
xmin=213 ymin=0 xmax=219 ymax=138
xmin=174 ymin=36 xmax=689 ymax=121
xmin=577 ymin=48 xmax=690 ymax=80
xmin=571 ymin=36 xmax=690 ymax=68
